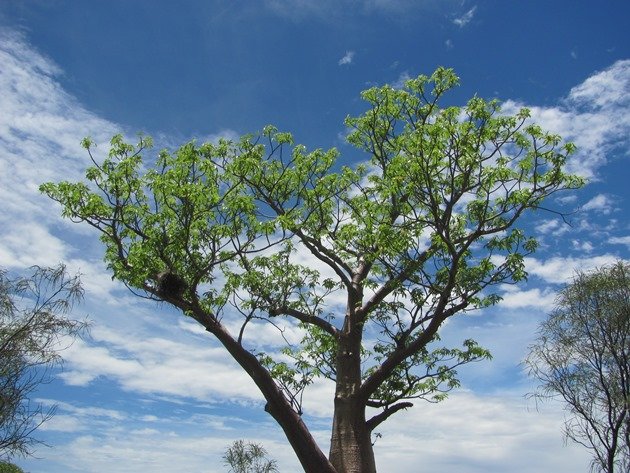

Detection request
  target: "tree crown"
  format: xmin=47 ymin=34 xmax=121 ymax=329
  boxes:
xmin=527 ymin=261 xmax=630 ymax=473
xmin=40 ymin=68 xmax=583 ymax=470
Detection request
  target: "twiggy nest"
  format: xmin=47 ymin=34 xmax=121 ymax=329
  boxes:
xmin=156 ymin=271 xmax=186 ymax=299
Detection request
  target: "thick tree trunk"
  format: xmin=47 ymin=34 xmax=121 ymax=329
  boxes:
xmin=329 ymin=396 xmax=377 ymax=473
xmin=329 ymin=326 xmax=377 ymax=473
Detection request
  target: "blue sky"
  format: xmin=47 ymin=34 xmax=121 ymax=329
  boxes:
xmin=0 ymin=1 xmax=628 ymax=472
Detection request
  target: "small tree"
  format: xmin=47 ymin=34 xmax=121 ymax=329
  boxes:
xmin=526 ymin=262 xmax=630 ymax=473
xmin=41 ymin=68 xmax=582 ymax=473
xmin=0 ymin=461 xmax=25 ymax=473
xmin=223 ymin=440 xmax=279 ymax=473
xmin=0 ymin=265 xmax=85 ymax=459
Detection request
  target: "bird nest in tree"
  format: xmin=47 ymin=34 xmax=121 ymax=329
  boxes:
xmin=156 ymin=271 xmax=186 ymax=299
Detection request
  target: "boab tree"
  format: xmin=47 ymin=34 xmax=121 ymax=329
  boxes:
xmin=527 ymin=262 xmax=630 ymax=473
xmin=41 ymin=68 xmax=582 ymax=473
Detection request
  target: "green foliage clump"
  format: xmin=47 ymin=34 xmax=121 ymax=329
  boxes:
xmin=0 ymin=461 xmax=25 ymax=473
xmin=223 ymin=440 xmax=278 ymax=473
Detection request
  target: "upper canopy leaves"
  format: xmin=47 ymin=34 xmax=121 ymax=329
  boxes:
xmin=41 ymin=67 xmax=583 ymax=418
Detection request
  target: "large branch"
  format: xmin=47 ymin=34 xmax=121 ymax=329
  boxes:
xmin=359 ymin=293 xmax=467 ymax=401
xmin=366 ymin=402 xmax=414 ymax=432
xmin=275 ymin=307 xmax=339 ymax=337
xmin=178 ymin=299 xmax=336 ymax=473
xmin=231 ymin=156 xmax=354 ymax=289
xmin=358 ymin=245 xmax=435 ymax=321
xmin=294 ymin=229 xmax=353 ymax=288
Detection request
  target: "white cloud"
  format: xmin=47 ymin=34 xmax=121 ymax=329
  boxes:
xmin=38 ymin=399 xmax=127 ymax=421
xmin=392 ymin=70 xmax=412 ymax=89
xmin=0 ymin=28 xmax=120 ymax=275
xmin=25 ymin=425 xmax=303 ymax=473
xmin=581 ymin=193 xmax=616 ymax=214
xmin=571 ymin=239 xmax=594 ymax=252
xmin=497 ymin=286 xmax=556 ymax=310
xmin=533 ymin=218 xmax=571 ymax=237
xmin=198 ymin=129 xmax=241 ymax=144
xmin=65 ymin=257 xmax=128 ymax=301
xmin=373 ymin=392 xmax=590 ymax=473
xmin=20 ymin=396 xmax=306 ymax=472
xmin=610 ymin=235 xmax=630 ymax=248
xmin=0 ymin=30 xmax=118 ymax=170
xmin=445 ymin=38 xmax=454 ymax=49
xmin=31 ymin=432 xmax=232 ymax=473
xmin=0 ymin=221 xmax=68 ymax=268
xmin=59 ymin=326 xmax=262 ymax=403
xmin=21 ymin=391 xmax=591 ymax=473
xmin=264 ymin=0 xmax=332 ymax=20
xmin=568 ymin=59 xmax=630 ymax=110
xmin=453 ymin=5 xmax=477 ymax=27
xmin=264 ymin=0 xmax=446 ymax=21
xmin=501 ymin=60 xmax=630 ymax=180
xmin=338 ymin=50 xmax=355 ymax=66
xmin=35 ymin=399 xmax=127 ymax=434
xmin=556 ymin=194 xmax=578 ymax=204
xmin=38 ymin=415 xmax=85 ymax=433
xmin=524 ymin=254 xmax=622 ymax=284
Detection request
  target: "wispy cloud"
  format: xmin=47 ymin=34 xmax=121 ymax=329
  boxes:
xmin=59 ymin=326 xmax=261 ymax=402
xmin=338 ymin=50 xmax=355 ymax=65
xmin=533 ymin=218 xmax=571 ymax=237
xmin=453 ymin=5 xmax=477 ymax=27
xmin=264 ymin=0 xmax=459 ymax=22
xmin=568 ymin=59 xmax=630 ymax=110
xmin=610 ymin=236 xmax=630 ymax=248
xmin=524 ymin=255 xmax=622 ymax=284
xmin=25 ymin=409 xmax=302 ymax=473
xmin=374 ymin=392 xmax=590 ymax=472
xmin=497 ymin=286 xmax=557 ymax=310
xmin=0 ymin=28 xmax=119 ymax=277
xmin=571 ymin=239 xmax=595 ymax=252
xmin=25 ymin=392 xmax=591 ymax=473
xmin=392 ymin=70 xmax=412 ymax=89
xmin=501 ymin=60 xmax=630 ymax=180
xmin=581 ymin=194 xmax=616 ymax=214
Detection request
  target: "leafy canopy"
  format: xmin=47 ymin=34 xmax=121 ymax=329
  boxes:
xmin=40 ymin=67 xmax=582 ymax=427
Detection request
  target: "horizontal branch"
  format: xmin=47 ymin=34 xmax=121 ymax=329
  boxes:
xmin=273 ymin=307 xmax=339 ymax=337
xmin=366 ymin=402 xmax=414 ymax=432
